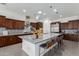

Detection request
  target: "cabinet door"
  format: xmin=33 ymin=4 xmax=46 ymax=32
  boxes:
xmin=17 ymin=21 xmax=24 ymax=29
xmin=77 ymin=34 xmax=79 ymax=41
xmin=77 ymin=22 xmax=79 ymax=29
xmin=0 ymin=37 xmax=10 ymax=47
xmin=12 ymin=20 xmax=16 ymax=29
xmin=4 ymin=37 xmax=10 ymax=45
xmin=74 ymin=35 xmax=78 ymax=41
xmin=4 ymin=36 xmax=21 ymax=45
xmin=60 ymin=23 xmax=65 ymax=30
xmin=6 ymin=18 xmax=24 ymax=29
xmin=70 ymin=34 xmax=75 ymax=41
xmin=63 ymin=23 xmax=69 ymax=29
xmin=0 ymin=37 xmax=5 ymax=47
xmin=6 ymin=19 xmax=13 ymax=29
xmin=13 ymin=20 xmax=24 ymax=29
xmin=64 ymin=34 xmax=70 ymax=40
xmin=65 ymin=23 xmax=68 ymax=29
xmin=73 ymin=22 xmax=78 ymax=29
xmin=0 ymin=36 xmax=22 ymax=47
xmin=68 ymin=22 xmax=73 ymax=29
xmin=0 ymin=16 xmax=5 ymax=27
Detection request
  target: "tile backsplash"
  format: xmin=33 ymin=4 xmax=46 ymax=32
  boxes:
xmin=0 ymin=27 xmax=6 ymax=35
xmin=7 ymin=29 xmax=24 ymax=35
xmin=0 ymin=27 xmax=25 ymax=35
xmin=61 ymin=29 xmax=78 ymax=34
xmin=0 ymin=27 xmax=6 ymax=31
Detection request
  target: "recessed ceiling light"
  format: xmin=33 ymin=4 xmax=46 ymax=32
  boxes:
xmin=35 ymin=15 xmax=40 ymax=19
xmin=38 ymin=11 xmax=42 ymax=14
xmin=53 ymin=9 xmax=57 ymax=12
xmin=43 ymin=13 xmax=46 ymax=15
xmin=23 ymin=9 xmax=26 ymax=13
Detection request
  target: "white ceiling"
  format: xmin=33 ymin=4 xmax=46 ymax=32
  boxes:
xmin=1 ymin=3 xmax=79 ymax=20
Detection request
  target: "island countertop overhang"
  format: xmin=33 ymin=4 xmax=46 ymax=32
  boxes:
xmin=19 ymin=33 xmax=63 ymax=44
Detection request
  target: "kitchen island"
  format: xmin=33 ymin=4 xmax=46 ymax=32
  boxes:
xmin=19 ymin=33 xmax=63 ymax=56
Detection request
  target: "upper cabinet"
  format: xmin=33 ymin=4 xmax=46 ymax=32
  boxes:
xmin=0 ymin=16 xmax=6 ymax=27
xmin=0 ymin=15 xmax=25 ymax=29
xmin=13 ymin=20 xmax=25 ymax=29
xmin=61 ymin=20 xmax=79 ymax=30
xmin=69 ymin=20 xmax=79 ymax=29
xmin=6 ymin=18 xmax=25 ymax=29
xmin=73 ymin=22 xmax=78 ymax=29
xmin=68 ymin=22 xmax=73 ymax=29
xmin=6 ymin=18 xmax=13 ymax=29
xmin=61 ymin=23 xmax=69 ymax=30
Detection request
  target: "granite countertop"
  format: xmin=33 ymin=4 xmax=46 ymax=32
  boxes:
xmin=0 ymin=32 xmax=33 ymax=37
xmin=64 ymin=33 xmax=79 ymax=35
xmin=19 ymin=33 xmax=62 ymax=44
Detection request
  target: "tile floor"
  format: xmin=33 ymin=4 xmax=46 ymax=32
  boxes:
xmin=0 ymin=40 xmax=79 ymax=56
xmin=0 ymin=43 xmax=27 ymax=56
xmin=47 ymin=40 xmax=79 ymax=56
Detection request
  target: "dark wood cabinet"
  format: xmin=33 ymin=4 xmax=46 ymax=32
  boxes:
xmin=76 ymin=34 xmax=79 ymax=41
xmin=77 ymin=23 xmax=79 ymax=29
xmin=60 ymin=23 xmax=64 ymax=30
xmin=13 ymin=20 xmax=24 ymax=29
xmin=68 ymin=22 xmax=72 ymax=29
xmin=6 ymin=19 xmax=13 ymax=29
xmin=61 ymin=23 xmax=69 ymax=30
xmin=64 ymin=34 xmax=70 ymax=40
xmin=60 ymin=19 xmax=79 ymax=30
xmin=61 ymin=20 xmax=79 ymax=30
xmin=61 ymin=20 xmax=79 ymax=42
xmin=77 ymin=22 xmax=79 ymax=29
xmin=0 ymin=37 xmax=5 ymax=47
xmin=69 ymin=20 xmax=79 ymax=29
xmin=64 ymin=34 xmax=78 ymax=41
xmin=0 ymin=15 xmax=25 ymax=29
xmin=0 ymin=36 xmax=22 ymax=47
xmin=0 ymin=16 xmax=6 ymax=27
xmin=6 ymin=18 xmax=24 ymax=29
xmin=72 ymin=22 xmax=78 ymax=29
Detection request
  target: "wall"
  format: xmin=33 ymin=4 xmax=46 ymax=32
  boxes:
xmin=51 ymin=16 xmax=79 ymax=23
xmin=0 ymin=4 xmax=25 ymax=21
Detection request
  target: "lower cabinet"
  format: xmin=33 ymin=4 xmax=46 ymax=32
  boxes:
xmin=0 ymin=36 xmax=22 ymax=47
xmin=0 ymin=37 xmax=5 ymax=47
xmin=77 ymin=34 xmax=79 ymax=41
xmin=64 ymin=34 xmax=78 ymax=42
